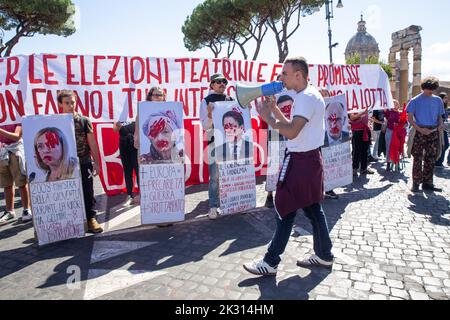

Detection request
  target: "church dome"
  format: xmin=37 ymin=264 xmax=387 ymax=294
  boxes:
xmin=345 ymin=15 xmax=380 ymax=63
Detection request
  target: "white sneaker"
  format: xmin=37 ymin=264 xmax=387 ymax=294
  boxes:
xmin=297 ymin=254 xmax=333 ymax=269
xmin=208 ymin=207 xmax=218 ymax=220
xmin=124 ymin=196 xmax=133 ymax=206
xmin=21 ymin=209 xmax=32 ymax=222
xmin=0 ymin=211 xmax=16 ymax=225
xmin=243 ymin=259 xmax=277 ymax=276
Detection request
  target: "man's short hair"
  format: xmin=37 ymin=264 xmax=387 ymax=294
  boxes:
xmin=421 ymin=77 xmax=440 ymax=91
xmin=284 ymin=56 xmax=309 ymax=79
xmin=57 ymin=90 xmax=76 ymax=104
xmin=222 ymin=111 xmax=244 ymax=127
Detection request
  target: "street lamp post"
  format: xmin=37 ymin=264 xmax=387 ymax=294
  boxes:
xmin=325 ymin=0 xmax=343 ymax=64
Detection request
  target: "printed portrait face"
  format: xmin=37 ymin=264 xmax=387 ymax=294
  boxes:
xmin=223 ymin=115 xmax=244 ymax=142
xmin=326 ymin=102 xmax=345 ymax=141
xmin=36 ymin=131 xmax=63 ymax=168
xmin=278 ymin=99 xmax=293 ymax=119
xmin=147 ymin=118 xmax=175 ymax=153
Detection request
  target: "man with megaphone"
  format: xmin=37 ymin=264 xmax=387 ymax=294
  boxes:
xmin=199 ymin=73 xmax=234 ymax=220
xmin=243 ymin=57 xmax=334 ymax=277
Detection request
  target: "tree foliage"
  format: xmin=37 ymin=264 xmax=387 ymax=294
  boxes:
xmin=182 ymin=0 xmax=325 ymax=62
xmin=0 ymin=0 xmax=76 ymax=57
xmin=346 ymin=53 xmax=393 ymax=79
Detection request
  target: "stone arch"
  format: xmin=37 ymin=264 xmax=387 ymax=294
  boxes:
xmin=389 ymin=25 xmax=422 ymax=106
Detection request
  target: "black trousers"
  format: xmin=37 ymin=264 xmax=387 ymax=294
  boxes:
xmin=119 ymin=142 xmax=139 ymax=196
xmin=352 ymin=131 xmax=369 ymax=171
xmin=80 ymin=162 xmax=96 ymax=219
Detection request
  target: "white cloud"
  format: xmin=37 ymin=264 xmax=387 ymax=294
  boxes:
xmin=422 ymin=41 xmax=450 ymax=79
xmin=365 ymin=5 xmax=381 ymax=31
xmin=428 ymin=41 xmax=450 ymax=57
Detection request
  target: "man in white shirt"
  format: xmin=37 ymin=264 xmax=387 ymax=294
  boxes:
xmin=243 ymin=57 xmax=334 ymax=276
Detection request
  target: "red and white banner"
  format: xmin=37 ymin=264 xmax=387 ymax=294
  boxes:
xmin=0 ymin=54 xmax=393 ymax=195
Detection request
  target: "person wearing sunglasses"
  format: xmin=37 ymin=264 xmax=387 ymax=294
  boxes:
xmin=199 ymin=73 xmax=234 ymax=220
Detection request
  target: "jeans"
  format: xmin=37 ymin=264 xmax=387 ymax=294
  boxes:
xmin=371 ymin=130 xmax=381 ymax=159
xmin=385 ymin=128 xmax=393 ymax=163
xmin=352 ymin=131 xmax=369 ymax=171
xmin=264 ymin=203 xmax=334 ymax=267
xmin=436 ymin=131 xmax=449 ymax=166
xmin=207 ymin=142 xmax=219 ymax=208
xmin=80 ymin=162 xmax=96 ymax=220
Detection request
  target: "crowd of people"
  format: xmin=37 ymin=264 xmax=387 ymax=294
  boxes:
xmin=0 ymin=58 xmax=448 ymax=270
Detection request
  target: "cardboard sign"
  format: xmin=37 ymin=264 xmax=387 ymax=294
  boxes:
xmin=22 ymin=115 xmax=85 ymax=245
xmin=138 ymin=102 xmax=185 ymax=224
xmin=212 ymin=101 xmax=256 ymax=215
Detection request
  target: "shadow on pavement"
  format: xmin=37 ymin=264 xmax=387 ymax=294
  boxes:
xmin=238 ymin=268 xmax=332 ymax=300
xmin=407 ymin=192 xmax=450 ymax=226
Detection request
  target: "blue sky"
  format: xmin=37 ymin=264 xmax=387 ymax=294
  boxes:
xmin=4 ymin=0 xmax=450 ymax=79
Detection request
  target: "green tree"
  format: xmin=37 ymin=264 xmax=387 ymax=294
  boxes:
xmin=0 ymin=0 xmax=76 ymax=57
xmin=346 ymin=53 xmax=393 ymax=79
xmin=182 ymin=0 xmax=325 ymax=62
xmin=265 ymin=0 xmax=325 ymax=63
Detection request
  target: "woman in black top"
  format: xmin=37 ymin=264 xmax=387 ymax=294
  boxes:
xmin=113 ymin=121 xmax=139 ymax=205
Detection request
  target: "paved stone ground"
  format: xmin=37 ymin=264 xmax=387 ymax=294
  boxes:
xmin=0 ymin=157 xmax=449 ymax=300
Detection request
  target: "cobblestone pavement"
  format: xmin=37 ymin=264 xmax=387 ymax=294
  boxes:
xmin=0 ymin=158 xmax=449 ymax=300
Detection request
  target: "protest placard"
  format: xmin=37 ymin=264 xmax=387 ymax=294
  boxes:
xmin=213 ymin=101 xmax=256 ymax=215
xmin=138 ymin=102 xmax=185 ymax=224
xmin=22 ymin=115 xmax=85 ymax=245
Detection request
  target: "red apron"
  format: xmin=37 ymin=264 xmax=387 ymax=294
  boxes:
xmin=274 ymin=148 xmax=324 ymax=218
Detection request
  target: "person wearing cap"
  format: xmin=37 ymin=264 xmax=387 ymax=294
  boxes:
xmin=199 ymin=73 xmax=234 ymax=220
xmin=407 ymin=77 xmax=446 ymax=192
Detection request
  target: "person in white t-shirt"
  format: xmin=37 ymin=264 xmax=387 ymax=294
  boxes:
xmin=243 ymin=57 xmax=334 ymax=276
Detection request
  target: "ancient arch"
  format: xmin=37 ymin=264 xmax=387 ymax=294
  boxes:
xmin=389 ymin=25 xmax=422 ymax=106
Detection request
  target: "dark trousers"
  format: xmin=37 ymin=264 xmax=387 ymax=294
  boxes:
xmin=412 ymin=131 xmax=439 ymax=185
xmin=80 ymin=162 xmax=96 ymax=220
xmin=264 ymin=203 xmax=333 ymax=267
xmin=119 ymin=143 xmax=139 ymax=196
xmin=436 ymin=131 xmax=449 ymax=166
xmin=352 ymin=131 xmax=369 ymax=171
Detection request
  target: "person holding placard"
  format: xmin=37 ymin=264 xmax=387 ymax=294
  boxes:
xmin=199 ymin=73 xmax=234 ymax=220
xmin=244 ymin=57 xmax=334 ymax=276
xmin=58 ymin=90 xmax=103 ymax=233
xmin=134 ymin=87 xmax=167 ymax=151
xmin=33 ymin=127 xmax=78 ymax=182
xmin=0 ymin=124 xmax=32 ymax=225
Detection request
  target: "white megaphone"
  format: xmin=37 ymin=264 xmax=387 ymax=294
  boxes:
xmin=236 ymin=81 xmax=284 ymax=108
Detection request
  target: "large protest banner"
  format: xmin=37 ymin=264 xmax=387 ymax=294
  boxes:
xmin=212 ymin=102 xmax=256 ymax=215
xmin=0 ymin=54 xmax=392 ymax=194
xmin=138 ymin=102 xmax=185 ymax=224
xmin=22 ymin=114 xmax=85 ymax=245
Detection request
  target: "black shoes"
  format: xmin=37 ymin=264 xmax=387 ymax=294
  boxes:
xmin=411 ymin=183 xmax=420 ymax=193
xmin=325 ymin=190 xmax=339 ymax=200
xmin=264 ymin=195 xmax=274 ymax=208
xmin=422 ymin=184 xmax=442 ymax=192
